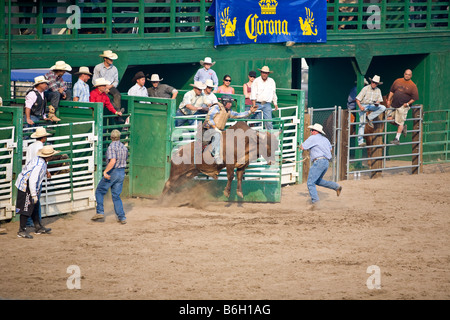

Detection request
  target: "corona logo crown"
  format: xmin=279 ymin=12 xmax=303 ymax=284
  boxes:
xmin=259 ymin=0 xmax=278 ymax=15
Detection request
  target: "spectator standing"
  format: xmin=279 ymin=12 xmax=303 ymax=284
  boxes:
xmin=194 ymin=57 xmax=218 ymax=91
xmin=244 ymin=70 xmax=256 ymax=107
xmin=73 ymin=67 xmax=92 ymax=102
xmin=91 ymin=129 xmax=128 ymax=224
xmin=127 ymin=71 xmax=149 ymax=98
xmin=250 ymin=66 xmax=278 ymax=130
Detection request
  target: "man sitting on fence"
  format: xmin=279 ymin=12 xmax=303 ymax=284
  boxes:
xmin=175 ymin=81 xmax=208 ymax=127
xmin=24 ymin=76 xmax=50 ymax=127
xmin=128 ymin=71 xmax=149 ymax=98
xmin=45 ymin=60 xmax=72 ymax=112
xmin=147 ymin=74 xmax=178 ymax=100
xmin=73 ymin=67 xmax=92 ymax=103
xmin=355 ymin=75 xmax=386 ymax=147
xmin=90 ymin=78 xmax=124 ymax=124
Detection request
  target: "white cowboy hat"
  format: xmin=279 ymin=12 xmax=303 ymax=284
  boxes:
xmin=190 ymin=81 xmax=207 ymax=90
xmin=200 ymin=57 xmax=216 ymax=66
xmin=31 ymin=127 xmax=52 ymax=139
xmin=369 ymin=75 xmax=383 ymax=85
xmin=37 ymin=145 xmax=60 ymax=158
xmin=99 ymin=50 xmax=118 ymax=60
xmin=258 ymin=66 xmax=273 ymax=73
xmin=308 ymin=123 xmax=326 ymax=135
xmin=149 ymin=74 xmax=163 ymax=82
xmin=50 ymin=61 xmax=72 ymax=72
xmin=93 ymin=78 xmax=111 ymax=87
xmin=204 ymin=79 xmax=214 ymax=88
xmin=74 ymin=66 xmax=92 ymax=76
xmin=33 ymin=76 xmax=49 ymax=86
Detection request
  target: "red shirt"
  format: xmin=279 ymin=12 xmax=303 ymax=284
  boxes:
xmin=89 ymin=88 xmax=116 ymax=114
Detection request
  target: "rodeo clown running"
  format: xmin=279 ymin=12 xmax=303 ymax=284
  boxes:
xmin=202 ymin=95 xmax=258 ymax=164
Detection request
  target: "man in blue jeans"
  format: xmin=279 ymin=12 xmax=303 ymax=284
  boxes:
xmin=300 ymin=123 xmax=342 ymax=209
xmin=91 ymin=129 xmax=128 ymax=224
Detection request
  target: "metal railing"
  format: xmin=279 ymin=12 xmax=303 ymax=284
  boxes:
xmin=2 ymin=0 xmax=447 ymax=39
xmin=422 ymin=109 xmax=450 ymax=164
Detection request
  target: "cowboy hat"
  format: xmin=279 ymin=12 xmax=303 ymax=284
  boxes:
xmin=258 ymin=66 xmax=273 ymax=73
xmin=132 ymin=71 xmax=146 ymax=83
xmin=99 ymin=50 xmax=118 ymax=60
xmin=50 ymin=61 xmax=72 ymax=72
xmin=31 ymin=127 xmax=52 ymax=139
xmin=200 ymin=57 xmax=216 ymax=66
xmin=37 ymin=145 xmax=60 ymax=158
xmin=308 ymin=123 xmax=326 ymax=135
xmin=204 ymin=79 xmax=214 ymax=88
xmin=190 ymin=81 xmax=207 ymax=90
xmin=369 ymin=75 xmax=383 ymax=85
xmin=220 ymin=94 xmax=234 ymax=103
xmin=33 ymin=76 xmax=49 ymax=87
xmin=93 ymin=78 xmax=111 ymax=87
xmin=74 ymin=66 xmax=92 ymax=76
xmin=149 ymin=74 xmax=163 ymax=82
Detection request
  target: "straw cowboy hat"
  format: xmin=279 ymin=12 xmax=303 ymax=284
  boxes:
xmin=31 ymin=127 xmax=52 ymax=139
xmin=149 ymin=74 xmax=163 ymax=82
xmin=369 ymin=75 xmax=383 ymax=85
xmin=33 ymin=76 xmax=49 ymax=87
xmin=258 ymin=66 xmax=273 ymax=73
xmin=200 ymin=57 xmax=216 ymax=66
xmin=93 ymin=78 xmax=111 ymax=87
xmin=204 ymin=79 xmax=214 ymax=88
xmin=50 ymin=61 xmax=72 ymax=72
xmin=99 ymin=50 xmax=118 ymax=60
xmin=37 ymin=145 xmax=60 ymax=158
xmin=190 ymin=81 xmax=207 ymax=90
xmin=132 ymin=71 xmax=147 ymax=83
xmin=74 ymin=66 xmax=92 ymax=76
xmin=308 ymin=123 xmax=326 ymax=135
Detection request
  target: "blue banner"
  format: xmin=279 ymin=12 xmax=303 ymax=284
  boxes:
xmin=209 ymin=0 xmax=327 ymax=46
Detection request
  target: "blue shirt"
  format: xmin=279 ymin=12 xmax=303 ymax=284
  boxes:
xmin=106 ymin=141 xmax=128 ymax=169
xmin=194 ymin=68 xmax=219 ymax=90
xmin=301 ymin=134 xmax=332 ymax=161
xmin=73 ymin=79 xmax=91 ymax=102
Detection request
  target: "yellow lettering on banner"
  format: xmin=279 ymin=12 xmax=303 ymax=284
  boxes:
xmin=245 ymin=14 xmax=289 ymax=42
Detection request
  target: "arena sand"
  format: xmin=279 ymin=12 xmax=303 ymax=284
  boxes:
xmin=0 ymin=163 xmax=449 ymax=300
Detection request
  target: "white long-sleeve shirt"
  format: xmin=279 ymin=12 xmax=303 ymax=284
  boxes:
xmin=15 ymin=157 xmax=47 ymax=197
xmin=26 ymin=141 xmax=44 ymax=165
xmin=250 ymin=76 xmax=278 ymax=105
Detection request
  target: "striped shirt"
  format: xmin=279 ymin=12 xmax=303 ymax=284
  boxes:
xmin=45 ymin=70 xmax=68 ymax=92
xmin=92 ymin=62 xmax=119 ymax=87
xmin=73 ymin=79 xmax=91 ymax=102
xmin=106 ymin=141 xmax=128 ymax=169
xmin=356 ymin=84 xmax=383 ymax=105
xmin=15 ymin=156 xmax=47 ymax=197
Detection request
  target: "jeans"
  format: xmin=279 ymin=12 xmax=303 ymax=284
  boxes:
xmin=253 ymin=102 xmax=273 ymax=130
xmin=95 ymin=168 xmax=126 ymax=221
xmin=26 ymin=198 xmax=42 ymax=227
xmin=175 ymin=109 xmax=204 ymax=127
xmin=23 ymin=115 xmax=41 ymax=129
xmin=358 ymin=103 xmax=386 ymax=145
xmin=307 ymin=158 xmax=340 ymax=203
xmin=45 ymin=90 xmax=72 ymax=110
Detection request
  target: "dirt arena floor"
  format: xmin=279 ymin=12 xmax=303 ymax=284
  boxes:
xmin=1 ymin=163 xmax=449 ymax=300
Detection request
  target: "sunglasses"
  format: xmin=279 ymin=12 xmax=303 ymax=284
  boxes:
xmin=224 ymin=79 xmax=231 ymax=82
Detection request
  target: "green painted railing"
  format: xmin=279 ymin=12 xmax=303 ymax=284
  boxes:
xmin=2 ymin=0 xmax=448 ymax=39
xmin=423 ymin=109 xmax=450 ymax=164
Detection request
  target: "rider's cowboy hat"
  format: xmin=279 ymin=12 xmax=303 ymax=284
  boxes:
xmin=204 ymin=79 xmax=215 ymax=88
xmin=258 ymin=66 xmax=273 ymax=73
xmin=50 ymin=60 xmax=72 ymax=72
xmin=148 ymin=74 xmax=163 ymax=82
xmin=37 ymin=145 xmax=60 ymax=158
xmin=190 ymin=81 xmax=207 ymax=90
xmin=93 ymin=78 xmax=111 ymax=87
xmin=369 ymin=75 xmax=383 ymax=85
xmin=308 ymin=123 xmax=326 ymax=135
xmin=99 ymin=50 xmax=118 ymax=60
xmin=220 ymin=94 xmax=234 ymax=104
xmin=74 ymin=66 xmax=92 ymax=76
xmin=132 ymin=71 xmax=146 ymax=83
xmin=33 ymin=76 xmax=49 ymax=87
xmin=31 ymin=127 xmax=52 ymax=139
xmin=200 ymin=57 xmax=216 ymax=66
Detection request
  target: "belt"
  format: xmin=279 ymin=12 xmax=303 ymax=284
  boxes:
xmin=313 ymin=156 xmax=328 ymax=162
xmin=256 ymin=101 xmax=268 ymax=105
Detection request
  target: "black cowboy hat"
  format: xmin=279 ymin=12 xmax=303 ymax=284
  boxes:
xmin=132 ymin=71 xmax=147 ymax=83
xmin=220 ymin=94 xmax=234 ymax=103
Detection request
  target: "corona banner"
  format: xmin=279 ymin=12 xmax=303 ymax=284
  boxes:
xmin=209 ymin=0 xmax=327 ymax=46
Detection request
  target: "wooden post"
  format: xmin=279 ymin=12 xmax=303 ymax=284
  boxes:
xmin=369 ymin=114 xmax=385 ymax=178
xmin=339 ymin=109 xmax=349 ymax=181
xmin=302 ymin=112 xmax=311 ymax=183
xmin=412 ymin=105 xmax=423 ymax=174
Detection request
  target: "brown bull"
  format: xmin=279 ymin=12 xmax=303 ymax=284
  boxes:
xmin=161 ymin=121 xmax=279 ymax=200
